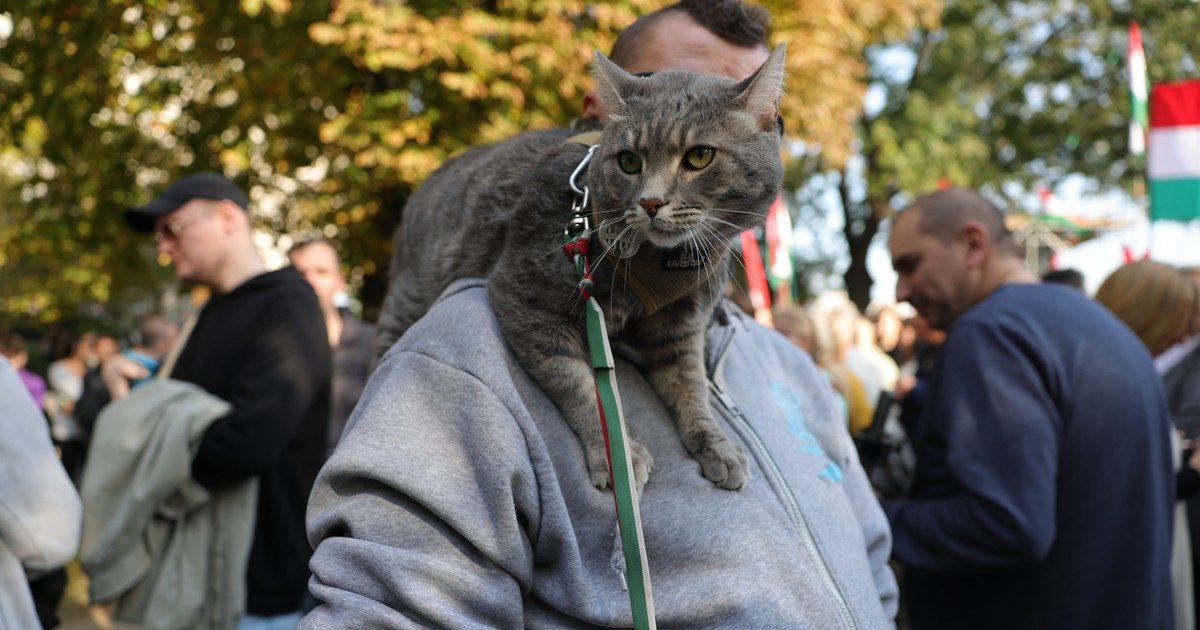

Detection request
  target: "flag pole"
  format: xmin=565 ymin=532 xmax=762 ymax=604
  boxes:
xmin=1128 ymin=20 xmax=1151 ymax=257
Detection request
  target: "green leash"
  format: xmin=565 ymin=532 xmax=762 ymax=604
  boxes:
xmin=562 ymin=145 xmax=656 ymax=630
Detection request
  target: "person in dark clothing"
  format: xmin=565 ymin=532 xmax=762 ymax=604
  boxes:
xmin=1095 ymin=259 xmax=1200 ymax=628
xmin=894 ymin=314 xmax=944 ymax=441
xmin=1040 ymin=267 xmax=1085 ymax=291
xmin=288 ymin=238 xmax=374 ymax=455
xmin=885 ymin=188 xmax=1174 ymax=629
xmin=110 ymin=172 xmax=331 ymax=627
xmin=80 ymin=315 xmax=180 ymax=435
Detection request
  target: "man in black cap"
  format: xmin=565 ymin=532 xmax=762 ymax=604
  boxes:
xmin=114 ymin=172 xmax=331 ymax=627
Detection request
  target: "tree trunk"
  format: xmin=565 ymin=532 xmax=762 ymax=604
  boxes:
xmin=837 ymin=174 xmax=888 ymax=313
xmin=844 ymin=232 xmax=874 ymax=312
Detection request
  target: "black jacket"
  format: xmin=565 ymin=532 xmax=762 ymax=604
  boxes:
xmin=174 ymin=267 xmax=331 ymax=615
xmin=329 ymin=310 xmax=374 ymax=453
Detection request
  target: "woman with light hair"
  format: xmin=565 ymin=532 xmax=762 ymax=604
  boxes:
xmin=1095 ymin=260 xmax=1198 ymax=357
xmin=771 ymin=303 xmax=860 ymax=431
xmin=1096 ymin=259 xmax=1200 ymax=630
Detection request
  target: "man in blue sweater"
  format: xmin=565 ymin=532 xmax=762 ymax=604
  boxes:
xmin=885 ymin=187 xmax=1174 ymax=628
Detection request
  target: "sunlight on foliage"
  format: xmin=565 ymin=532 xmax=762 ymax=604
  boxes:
xmin=0 ymin=0 xmax=936 ymax=326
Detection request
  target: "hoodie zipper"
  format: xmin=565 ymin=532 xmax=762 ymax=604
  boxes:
xmin=708 ymin=327 xmax=857 ymax=630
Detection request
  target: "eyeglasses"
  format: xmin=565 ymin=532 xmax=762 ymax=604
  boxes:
xmin=153 ymin=212 xmax=207 ymax=243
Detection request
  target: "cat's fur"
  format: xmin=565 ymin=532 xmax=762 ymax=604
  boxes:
xmin=376 ymin=46 xmax=787 ymax=491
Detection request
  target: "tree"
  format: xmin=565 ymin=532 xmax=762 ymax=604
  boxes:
xmin=0 ymin=0 xmax=351 ymax=327
xmin=834 ymin=0 xmax=1200 ymax=310
xmin=0 ymin=0 xmax=937 ymax=328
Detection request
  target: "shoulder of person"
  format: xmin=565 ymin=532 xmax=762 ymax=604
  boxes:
xmin=379 ymin=279 xmax=500 ymax=367
xmin=720 ymin=304 xmax=820 ymax=373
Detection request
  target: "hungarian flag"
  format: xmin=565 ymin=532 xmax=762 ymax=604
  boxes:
xmin=765 ymin=196 xmax=794 ymax=290
xmin=1128 ymin=22 xmax=1149 ymax=156
xmin=739 ymin=230 xmax=773 ymax=325
xmin=1148 ymin=80 xmax=1200 ymax=221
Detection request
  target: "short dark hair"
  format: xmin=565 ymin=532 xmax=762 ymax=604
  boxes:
xmin=0 ymin=331 xmax=26 ymax=359
xmin=610 ymin=0 xmax=772 ymax=69
xmin=900 ymin=188 xmax=1018 ymax=256
xmin=288 ymin=237 xmax=341 ymax=265
xmin=134 ymin=315 xmax=176 ymax=348
xmin=1041 ymin=268 xmax=1085 ymax=291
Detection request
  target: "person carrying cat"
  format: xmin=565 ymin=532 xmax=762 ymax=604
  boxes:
xmin=306 ymin=1 xmax=897 ymax=627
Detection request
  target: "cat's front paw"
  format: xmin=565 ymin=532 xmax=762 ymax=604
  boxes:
xmin=629 ymin=439 xmax=654 ymax=492
xmin=586 ymin=439 xmax=654 ymax=493
xmin=690 ymin=433 xmax=749 ymax=490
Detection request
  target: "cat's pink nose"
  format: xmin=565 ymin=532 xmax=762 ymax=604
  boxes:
xmin=640 ymin=198 xmax=665 ymax=217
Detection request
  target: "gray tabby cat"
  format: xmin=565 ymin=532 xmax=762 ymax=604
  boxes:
xmin=376 ymin=45 xmax=787 ymax=491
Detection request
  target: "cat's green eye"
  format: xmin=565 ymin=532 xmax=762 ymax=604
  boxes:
xmin=617 ymin=151 xmax=642 ymax=174
xmin=683 ymin=146 xmax=716 ymax=170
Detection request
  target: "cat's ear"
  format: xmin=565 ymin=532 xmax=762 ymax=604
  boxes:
xmin=591 ymin=51 xmax=637 ymax=113
xmin=736 ymin=43 xmax=787 ymax=132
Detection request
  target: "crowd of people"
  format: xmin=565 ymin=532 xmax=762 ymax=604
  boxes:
xmin=3 ymin=0 xmax=1199 ymax=629
xmin=0 ymin=167 xmax=382 ymax=630
xmin=766 ymin=190 xmax=1200 ymax=628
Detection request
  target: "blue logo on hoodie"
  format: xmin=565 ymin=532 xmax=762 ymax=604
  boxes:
xmin=770 ymin=382 xmax=844 ymax=483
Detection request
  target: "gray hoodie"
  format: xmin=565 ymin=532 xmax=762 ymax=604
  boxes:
xmin=304 ymin=279 xmax=897 ymax=629
xmin=0 ymin=358 xmax=81 ymax=630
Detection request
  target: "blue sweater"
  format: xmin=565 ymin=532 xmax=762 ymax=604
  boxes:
xmin=883 ymin=283 xmax=1173 ymax=629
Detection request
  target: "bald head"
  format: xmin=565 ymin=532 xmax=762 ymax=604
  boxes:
xmin=610 ymin=0 xmax=771 ymax=70
xmin=889 ymin=187 xmax=1034 ymax=328
xmin=582 ymin=0 xmax=772 ymax=121
xmin=898 ymin=188 xmax=1017 ymax=256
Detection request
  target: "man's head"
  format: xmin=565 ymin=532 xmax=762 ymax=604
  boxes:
xmin=869 ymin=304 xmax=903 ymax=352
xmin=582 ymin=0 xmax=771 ymax=120
xmin=889 ymin=188 xmax=1020 ymax=329
xmin=1040 ymin=268 xmax=1085 ymax=291
xmin=94 ymin=334 xmax=120 ymax=363
xmin=133 ymin=315 xmax=180 ymax=360
xmin=125 ymin=173 xmax=257 ymax=289
xmin=772 ymin=303 xmax=817 ymax=357
xmin=0 ymin=331 xmax=29 ymax=370
xmin=289 ymin=238 xmax=345 ymax=313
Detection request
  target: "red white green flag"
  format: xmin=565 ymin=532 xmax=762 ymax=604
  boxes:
xmin=1148 ymin=80 xmax=1200 ymax=221
xmin=765 ymin=196 xmax=794 ymax=291
xmin=1128 ymin=22 xmax=1149 ymax=156
xmin=739 ymin=230 xmax=773 ymax=325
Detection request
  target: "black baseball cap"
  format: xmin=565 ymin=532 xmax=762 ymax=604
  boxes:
xmin=124 ymin=172 xmax=249 ymax=232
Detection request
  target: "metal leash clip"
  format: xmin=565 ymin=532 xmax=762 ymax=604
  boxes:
xmin=565 ymin=212 xmax=590 ymax=241
xmin=564 ymin=144 xmax=598 ymax=240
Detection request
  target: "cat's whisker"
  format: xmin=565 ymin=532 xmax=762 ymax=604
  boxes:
xmin=538 ymin=238 xmax=576 ymax=261
xmin=696 ymin=223 xmax=748 ymax=304
xmin=596 ymin=224 xmax=635 ymax=262
xmin=692 ymin=232 xmax=715 ymax=290
xmin=596 ymin=225 xmax=635 ymax=311
xmin=595 ymin=217 xmax=626 ymax=234
xmin=713 ymin=207 xmax=772 ymax=217
xmin=696 ymin=222 xmax=728 ymax=254
xmin=594 ymin=218 xmax=629 ymax=242
xmin=695 ymin=225 xmax=731 ymax=293
xmin=689 ymin=229 xmax=710 ymax=278
xmin=539 ymin=248 xmax=566 ymax=261
xmin=726 ymin=260 xmax=753 ymax=309
xmin=705 ymin=216 xmax=760 ymax=234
